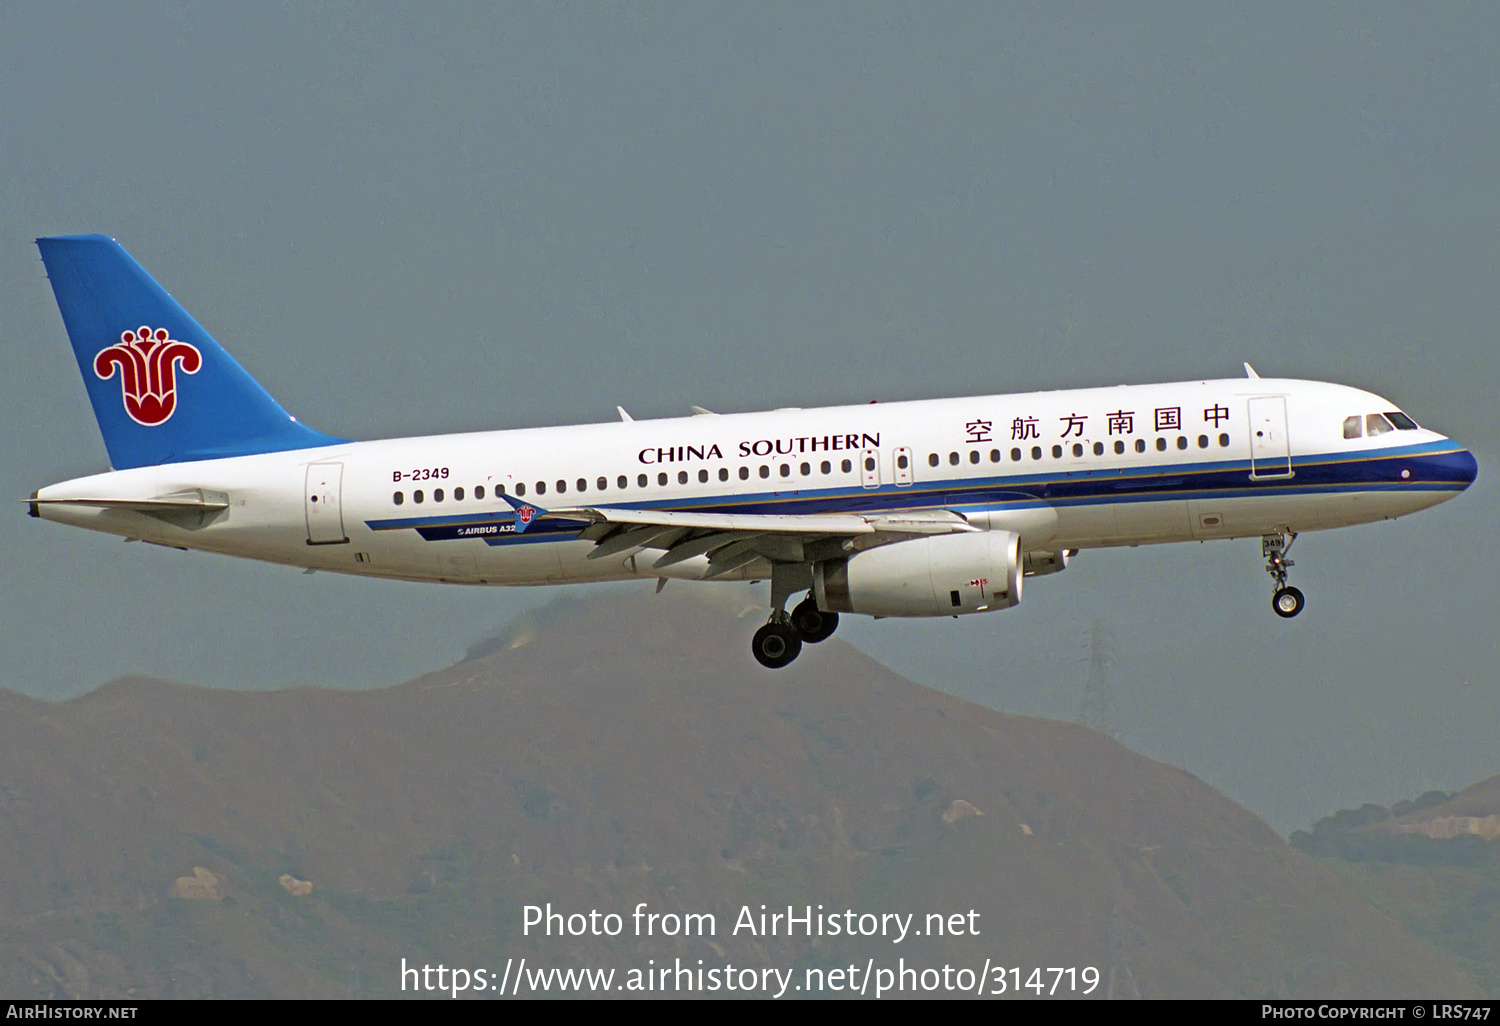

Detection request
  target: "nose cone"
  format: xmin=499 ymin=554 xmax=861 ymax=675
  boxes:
xmin=1432 ymin=446 xmax=1478 ymax=490
xmin=1454 ymin=447 xmax=1478 ymax=489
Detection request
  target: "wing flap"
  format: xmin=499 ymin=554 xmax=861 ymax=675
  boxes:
xmin=546 ymin=506 xmax=877 ymax=535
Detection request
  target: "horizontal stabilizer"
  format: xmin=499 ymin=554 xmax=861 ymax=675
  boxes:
xmin=30 ymin=496 xmax=229 ymax=511
xmin=29 ymin=488 xmax=230 ymax=528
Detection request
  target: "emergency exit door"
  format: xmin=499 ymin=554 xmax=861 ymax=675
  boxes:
xmin=892 ymin=446 xmax=914 ymax=486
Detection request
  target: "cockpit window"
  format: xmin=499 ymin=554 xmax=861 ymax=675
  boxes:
xmin=1386 ymin=411 xmax=1419 ymax=430
xmin=1342 ymin=416 xmax=1362 ymax=439
xmin=1366 ymin=413 xmax=1395 ymax=436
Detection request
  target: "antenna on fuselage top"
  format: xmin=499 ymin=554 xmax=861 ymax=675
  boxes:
xmin=1243 ymin=362 xmax=1260 ymax=379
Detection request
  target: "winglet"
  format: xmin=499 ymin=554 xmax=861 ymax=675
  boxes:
xmin=494 ymin=490 xmax=547 ymax=534
xmin=1244 ymin=362 xmax=1260 ymax=379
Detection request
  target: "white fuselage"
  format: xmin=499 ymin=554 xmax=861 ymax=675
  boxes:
xmin=34 ymin=377 xmax=1474 ymax=589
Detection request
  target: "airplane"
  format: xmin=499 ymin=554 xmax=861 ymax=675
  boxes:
xmin=29 ymin=235 xmax=1479 ymax=668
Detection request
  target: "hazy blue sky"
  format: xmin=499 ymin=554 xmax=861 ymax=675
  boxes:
xmin=1 ymin=3 xmax=1495 ymax=834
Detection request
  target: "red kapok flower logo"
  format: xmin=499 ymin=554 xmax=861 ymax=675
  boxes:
xmin=94 ymin=327 xmax=202 ymax=426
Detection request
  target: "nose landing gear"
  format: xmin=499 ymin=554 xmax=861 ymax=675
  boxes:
xmin=1263 ymin=531 xmax=1305 ymax=618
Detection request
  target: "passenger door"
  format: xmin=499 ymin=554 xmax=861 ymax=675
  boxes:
xmin=305 ymin=463 xmax=348 ymax=545
xmin=1248 ymin=396 xmax=1293 ymax=479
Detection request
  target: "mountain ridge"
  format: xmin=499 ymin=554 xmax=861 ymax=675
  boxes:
xmin=0 ymin=591 xmax=1480 ymax=998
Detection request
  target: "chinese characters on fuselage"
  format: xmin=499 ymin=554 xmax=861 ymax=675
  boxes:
xmin=1000 ymin=404 xmax=1231 ymax=442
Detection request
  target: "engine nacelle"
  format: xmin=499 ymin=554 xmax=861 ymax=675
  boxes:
xmin=813 ymin=531 xmax=1022 ymax=618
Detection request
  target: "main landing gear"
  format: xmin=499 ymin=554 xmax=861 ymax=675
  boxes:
xmin=751 ymin=568 xmax=840 ymax=668
xmin=1262 ymin=531 xmax=1305 ymax=618
xmin=751 ymin=597 xmax=840 ymax=669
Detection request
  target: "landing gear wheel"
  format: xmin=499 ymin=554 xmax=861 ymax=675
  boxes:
xmin=790 ymin=597 xmax=838 ymax=644
xmin=752 ymin=622 xmax=803 ymax=669
xmin=1261 ymin=532 xmax=1305 ymax=620
xmin=1272 ymin=586 xmax=1305 ymax=619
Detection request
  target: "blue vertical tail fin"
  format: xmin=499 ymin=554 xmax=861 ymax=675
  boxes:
xmin=36 ymin=235 xmax=342 ymax=469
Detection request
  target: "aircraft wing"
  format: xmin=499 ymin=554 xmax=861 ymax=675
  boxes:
xmin=540 ymin=505 xmax=978 ymax=577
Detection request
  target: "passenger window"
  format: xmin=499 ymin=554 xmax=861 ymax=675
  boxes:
xmin=1010 ymin=448 xmax=1022 ymax=461
xmin=798 ymin=462 xmax=809 ymax=476
xmin=1031 ymin=446 xmax=1042 ymax=460
xmin=657 ymin=472 xmax=668 ymax=486
xmin=1155 ymin=438 xmax=1167 ymax=451
xmin=739 ymin=466 xmax=750 ymax=480
xmin=515 ymin=483 xmax=525 ymax=497
xmin=1093 ymin=442 xmax=1103 ymax=456
xmin=1197 ymin=435 xmax=1208 ymax=449
xmin=1071 ymin=443 xmax=1083 ymax=457
xmin=454 ymin=486 xmax=465 ymax=501
xmin=678 ymin=471 xmax=689 ymax=484
xmin=949 ymin=452 xmax=960 ymax=466
xmin=576 ymin=478 xmax=586 ymax=492
xmin=779 ymin=464 xmax=791 ymax=478
xmin=1051 ymin=445 xmax=1062 ymax=458
xmin=928 ymin=453 xmax=939 ymax=468
xmin=597 ymin=477 xmax=607 ymax=490
xmin=1114 ymin=441 xmax=1125 ymax=455
xmin=637 ymin=474 xmax=648 ymax=488
xmin=698 ymin=469 xmax=709 ymax=483
xmin=719 ymin=468 xmax=729 ymax=481
xmin=841 ymin=459 xmax=853 ymax=473
xmin=1177 ymin=436 xmax=1188 ymax=450
xmin=556 ymin=480 xmax=566 ymax=494
xmin=1343 ymin=416 xmax=1362 ymax=439
xmin=1386 ymin=411 xmax=1419 ymax=430
xmin=536 ymin=482 xmax=546 ymax=495
xmin=1366 ymin=413 xmax=1395 ymax=436
xmin=475 ymin=485 xmax=485 ymax=499
xmin=393 ymin=491 xmax=404 ymax=505
xmin=990 ymin=449 xmax=1000 ymax=462
xmin=759 ymin=466 xmax=770 ymax=479
xmin=433 ymin=488 xmax=444 ymax=502
xmin=497 ymin=484 xmax=506 ymax=495
xmin=820 ymin=460 xmax=831 ymax=474
xmin=414 ymin=490 xmax=424 ymax=503
xmin=969 ymin=451 xmax=980 ymax=464
xmin=617 ymin=475 xmax=628 ymax=489
xmin=864 ymin=456 xmax=876 ymax=472
xmin=1218 ymin=433 xmax=1230 ymax=447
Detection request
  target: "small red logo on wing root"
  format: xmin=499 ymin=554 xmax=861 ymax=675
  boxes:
xmin=94 ymin=327 xmax=202 ymax=426
xmin=517 ymin=505 xmax=536 ymax=524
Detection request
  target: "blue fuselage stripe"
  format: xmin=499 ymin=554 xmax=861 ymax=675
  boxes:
xmin=364 ymin=442 xmax=1473 ymax=544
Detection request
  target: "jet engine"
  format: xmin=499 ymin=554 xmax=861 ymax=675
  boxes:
xmin=812 ymin=531 xmax=1022 ymax=618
